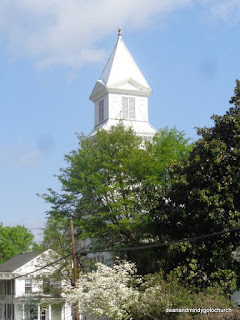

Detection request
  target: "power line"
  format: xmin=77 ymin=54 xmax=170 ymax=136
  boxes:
xmin=10 ymin=226 xmax=240 ymax=280
xmin=12 ymin=253 xmax=73 ymax=280
xmin=80 ymin=226 xmax=240 ymax=254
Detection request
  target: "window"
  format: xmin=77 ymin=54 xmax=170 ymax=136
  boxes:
xmin=122 ymin=97 xmax=135 ymax=119
xmin=25 ymin=279 xmax=32 ymax=294
xmin=43 ymin=279 xmax=51 ymax=294
xmin=83 ymin=255 xmax=105 ymax=272
xmin=41 ymin=309 xmax=46 ymax=320
xmin=142 ymin=136 xmax=152 ymax=142
xmin=30 ymin=304 xmax=38 ymax=320
xmin=4 ymin=280 xmax=14 ymax=295
xmin=5 ymin=304 xmax=14 ymax=319
xmin=95 ymin=255 xmax=105 ymax=263
xmin=99 ymin=99 xmax=104 ymax=123
xmin=0 ymin=281 xmax=4 ymax=295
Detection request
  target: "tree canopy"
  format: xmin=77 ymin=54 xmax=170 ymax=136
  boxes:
xmin=153 ymin=80 xmax=240 ymax=291
xmin=0 ymin=223 xmax=35 ymax=263
xmin=42 ymin=124 xmax=191 ymax=272
xmin=41 ymin=80 xmax=240 ymax=294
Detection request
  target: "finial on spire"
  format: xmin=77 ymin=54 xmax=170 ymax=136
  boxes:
xmin=118 ymin=26 xmax=122 ymax=38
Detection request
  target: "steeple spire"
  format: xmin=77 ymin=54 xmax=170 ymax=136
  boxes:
xmin=90 ymin=30 xmax=151 ymax=92
xmin=118 ymin=26 xmax=122 ymax=39
xmin=88 ymin=31 xmax=156 ymax=140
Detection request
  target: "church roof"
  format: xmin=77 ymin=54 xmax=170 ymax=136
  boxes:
xmin=88 ymin=119 xmax=156 ymax=138
xmin=90 ymin=29 xmax=151 ymax=101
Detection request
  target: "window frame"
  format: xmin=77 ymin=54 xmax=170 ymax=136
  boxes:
xmin=25 ymin=279 xmax=32 ymax=294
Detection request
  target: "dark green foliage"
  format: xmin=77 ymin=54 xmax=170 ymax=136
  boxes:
xmin=0 ymin=223 xmax=35 ymax=263
xmin=130 ymin=271 xmax=232 ymax=320
xmin=153 ymin=80 xmax=240 ymax=291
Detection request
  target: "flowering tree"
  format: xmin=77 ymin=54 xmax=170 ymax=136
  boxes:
xmin=66 ymin=261 xmax=232 ymax=320
xmin=66 ymin=260 xmax=139 ymax=320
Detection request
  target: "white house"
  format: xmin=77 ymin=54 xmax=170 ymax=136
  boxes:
xmin=89 ymin=27 xmax=157 ymax=140
xmin=0 ymin=249 xmax=71 ymax=320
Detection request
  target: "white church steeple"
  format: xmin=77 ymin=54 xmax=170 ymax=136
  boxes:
xmin=89 ymin=29 xmax=156 ymax=140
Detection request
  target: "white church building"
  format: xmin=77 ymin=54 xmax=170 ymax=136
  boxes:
xmin=81 ymin=28 xmax=157 ymax=266
xmin=88 ymin=27 xmax=156 ymax=140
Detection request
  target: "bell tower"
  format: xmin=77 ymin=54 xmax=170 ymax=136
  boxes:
xmin=89 ymin=28 xmax=156 ymax=140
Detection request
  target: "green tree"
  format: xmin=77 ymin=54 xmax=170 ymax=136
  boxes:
xmin=38 ymin=216 xmax=77 ymax=285
xmin=40 ymin=216 xmax=72 ymax=255
xmin=42 ymin=124 xmax=191 ymax=273
xmin=153 ymin=80 xmax=240 ymax=291
xmin=0 ymin=224 xmax=35 ymax=263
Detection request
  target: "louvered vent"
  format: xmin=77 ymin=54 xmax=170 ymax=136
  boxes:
xmin=99 ymin=99 xmax=104 ymax=123
xmin=129 ymin=97 xmax=135 ymax=118
xmin=122 ymin=97 xmax=128 ymax=118
xmin=122 ymin=96 xmax=135 ymax=119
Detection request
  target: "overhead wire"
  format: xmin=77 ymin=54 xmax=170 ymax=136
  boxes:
xmin=9 ymin=225 xmax=240 ymax=280
xmin=12 ymin=253 xmax=73 ymax=280
xmin=80 ymin=226 xmax=240 ymax=253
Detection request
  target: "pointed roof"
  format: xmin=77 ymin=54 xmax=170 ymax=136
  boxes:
xmin=90 ymin=29 xmax=151 ymax=101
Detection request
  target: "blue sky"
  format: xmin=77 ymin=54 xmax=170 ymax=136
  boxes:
xmin=0 ymin=0 xmax=240 ymax=241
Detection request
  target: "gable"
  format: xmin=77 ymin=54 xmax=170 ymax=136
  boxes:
xmin=90 ymin=80 xmax=107 ymax=101
xmin=15 ymin=249 xmax=59 ymax=274
xmin=111 ymin=78 xmax=151 ymax=92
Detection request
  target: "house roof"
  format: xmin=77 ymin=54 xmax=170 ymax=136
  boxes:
xmin=0 ymin=252 xmax=40 ymax=272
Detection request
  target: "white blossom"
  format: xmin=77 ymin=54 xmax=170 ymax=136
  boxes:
xmin=66 ymin=260 xmax=139 ymax=320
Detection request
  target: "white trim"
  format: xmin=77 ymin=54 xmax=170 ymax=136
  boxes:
xmin=49 ymin=304 xmax=52 ymax=320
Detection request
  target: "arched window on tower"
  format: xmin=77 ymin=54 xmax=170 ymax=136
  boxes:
xmin=122 ymin=96 xmax=135 ymax=119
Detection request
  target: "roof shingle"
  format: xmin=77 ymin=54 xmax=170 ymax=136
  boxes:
xmin=0 ymin=252 xmax=40 ymax=272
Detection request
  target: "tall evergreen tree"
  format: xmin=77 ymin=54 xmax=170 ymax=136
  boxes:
xmin=154 ymin=80 xmax=240 ymax=291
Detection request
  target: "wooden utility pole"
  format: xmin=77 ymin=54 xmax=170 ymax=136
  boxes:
xmin=70 ymin=219 xmax=80 ymax=320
